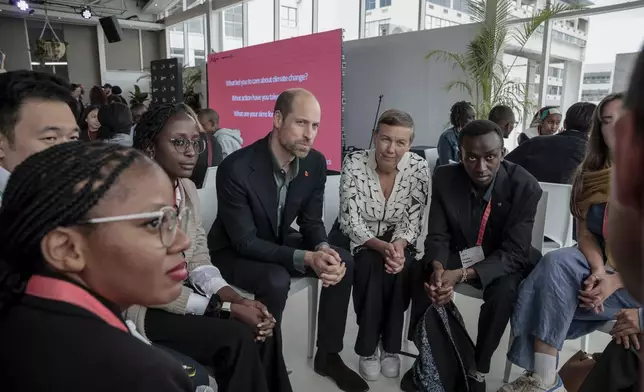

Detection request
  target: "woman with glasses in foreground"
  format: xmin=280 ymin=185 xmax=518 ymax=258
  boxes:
xmin=125 ymin=103 xmax=291 ymax=392
xmin=0 ymin=142 xmax=194 ymax=391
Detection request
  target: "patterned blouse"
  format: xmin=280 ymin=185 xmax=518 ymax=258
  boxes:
xmin=338 ymin=150 xmax=431 ymax=253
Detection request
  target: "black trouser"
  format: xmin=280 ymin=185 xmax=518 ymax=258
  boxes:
xmin=352 ymin=247 xmax=411 ymax=356
xmin=579 ymin=340 xmax=641 ymax=392
xmin=213 ymin=233 xmax=354 ymax=354
xmin=156 ymin=345 xmax=212 ymax=390
xmin=145 ymin=309 xmax=291 ymax=392
xmin=408 ymin=260 xmax=522 ymax=373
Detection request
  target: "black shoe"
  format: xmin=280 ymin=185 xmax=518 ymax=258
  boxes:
xmin=400 ymin=369 xmax=418 ymax=392
xmin=314 ymin=351 xmax=369 ymax=392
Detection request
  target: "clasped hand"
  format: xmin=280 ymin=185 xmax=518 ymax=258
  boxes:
xmin=610 ymin=308 xmax=641 ymax=350
xmin=378 ymin=239 xmax=406 ymax=275
xmin=424 ymin=261 xmax=462 ymax=306
xmin=231 ymin=299 xmax=276 ymax=342
xmin=306 ymin=246 xmax=346 ymax=288
xmin=578 ymin=272 xmax=618 ymax=314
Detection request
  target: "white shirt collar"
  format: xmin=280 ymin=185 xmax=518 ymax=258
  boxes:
xmin=0 ymin=166 xmax=10 ymax=200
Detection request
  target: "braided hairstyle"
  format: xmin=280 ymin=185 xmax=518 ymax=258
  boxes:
xmin=133 ymin=102 xmax=198 ymax=152
xmin=0 ymin=141 xmax=146 ymax=314
xmin=450 ymin=101 xmax=475 ymax=130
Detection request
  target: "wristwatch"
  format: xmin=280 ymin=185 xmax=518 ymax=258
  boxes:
xmin=204 ymin=294 xmax=233 ymax=319
xmin=220 ymin=301 xmax=232 ymax=319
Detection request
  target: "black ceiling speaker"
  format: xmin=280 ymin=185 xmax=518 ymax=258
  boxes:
xmin=99 ymin=16 xmax=123 ymax=43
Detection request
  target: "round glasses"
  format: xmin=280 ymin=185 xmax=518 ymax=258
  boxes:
xmin=84 ymin=206 xmax=192 ymax=248
xmin=171 ymin=137 xmax=206 ymax=155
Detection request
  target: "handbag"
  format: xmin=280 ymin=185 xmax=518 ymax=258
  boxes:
xmin=558 ymin=350 xmax=603 ymax=392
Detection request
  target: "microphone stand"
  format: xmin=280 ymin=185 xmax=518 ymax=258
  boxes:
xmin=367 ymin=94 xmax=384 ymax=150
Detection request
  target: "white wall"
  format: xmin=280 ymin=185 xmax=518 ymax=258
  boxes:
xmin=343 ymin=23 xmax=479 ymax=149
xmin=317 ymin=0 xmax=360 ymax=40
xmin=613 ymin=52 xmax=639 ymax=93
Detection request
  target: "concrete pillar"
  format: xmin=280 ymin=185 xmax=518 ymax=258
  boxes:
xmin=418 ymin=0 xmax=427 ymax=30
xmin=537 ymin=1 xmax=553 ymax=107
xmin=525 ymin=59 xmax=538 ymax=128
xmin=560 ymin=60 xmax=582 ymax=113
xmin=358 ymin=0 xmax=366 ymax=38
xmin=273 ymin=0 xmax=280 ymax=41
xmin=312 ymin=0 xmax=319 ymax=33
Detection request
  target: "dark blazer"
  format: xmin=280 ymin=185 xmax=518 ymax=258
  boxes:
xmin=0 ymin=278 xmax=193 ymax=392
xmin=208 ymin=134 xmax=328 ymax=270
xmin=505 ymin=130 xmax=588 ymax=184
xmin=190 ymin=132 xmax=223 ymax=188
xmin=424 ymin=161 xmax=542 ymax=288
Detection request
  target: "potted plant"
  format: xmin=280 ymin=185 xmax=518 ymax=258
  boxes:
xmin=129 ymin=85 xmax=149 ymax=105
xmin=34 ymin=39 xmax=67 ymax=63
xmin=183 ymin=66 xmax=202 ymax=111
xmin=427 ymin=0 xmax=584 ymax=121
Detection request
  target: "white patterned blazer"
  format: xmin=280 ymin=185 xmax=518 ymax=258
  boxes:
xmin=338 ymin=149 xmax=430 ymax=253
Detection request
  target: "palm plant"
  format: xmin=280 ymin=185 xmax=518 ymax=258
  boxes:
xmin=427 ymin=0 xmax=583 ymax=121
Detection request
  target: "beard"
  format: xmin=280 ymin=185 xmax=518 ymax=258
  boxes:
xmin=283 ymin=140 xmax=311 ymax=158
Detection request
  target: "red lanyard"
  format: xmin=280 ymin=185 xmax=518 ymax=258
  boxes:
xmin=476 ymin=199 xmax=492 ymax=246
xmin=25 ymin=275 xmax=128 ymax=332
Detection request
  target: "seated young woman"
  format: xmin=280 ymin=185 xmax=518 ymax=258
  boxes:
xmin=0 ymin=142 xmax=194 ymax=391
xmin=332 ymin=109 xmax=430 ymax=382
xmin=125 ymin=103 xmax=292 ymax=392
xmin=501 ymin=93 xmax=643 ymax=392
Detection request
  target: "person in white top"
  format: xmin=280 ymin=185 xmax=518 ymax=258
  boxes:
xmin=335 ymin=109 xmax=430 ymax=382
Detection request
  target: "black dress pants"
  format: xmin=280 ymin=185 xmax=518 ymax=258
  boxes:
xmin=156 ymin=345 xmax=212 ymax=389
xmin=145 ymin=309 xmax=292 ymax=392
xmin=579 ymin=341 xmax=641 ymax=392
xmin=353 ymin=247 xmax=411 ymax=356
xmin=408 ymin=260 xmax=522 ymax=373
xmin=212 ymin=233 xmax=354 ymax=354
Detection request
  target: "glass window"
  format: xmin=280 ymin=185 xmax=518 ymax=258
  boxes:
xmin=365 ymin=18 xmax=391 ymax=37
xmin=186 ymin=15 xmax=205 ymax=67
xmin=452 ymin=0 xmax=469 ymax=13
xmin=223 ymin=3 xmax=243 ymax=48
xmin=280 ymin=5 xmax=298 ymax=28
xmin=425 ymin=15 xmax=456 ymax=29
xmin=380 ymin=0 xmax=392 ymax=6
xmin=366 ymin=0 xmax=376 ymax=11
xmin=247 ymin=0 xmax=274 ymax=47
xmin=428 ymin=0 xmax=450 ymax=8
xmin=168 ymin=22 xmax=185 ymax=66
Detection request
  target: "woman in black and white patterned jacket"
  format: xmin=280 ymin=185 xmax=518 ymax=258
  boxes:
xmin=334 ymin=109 xmax=430 ymax=383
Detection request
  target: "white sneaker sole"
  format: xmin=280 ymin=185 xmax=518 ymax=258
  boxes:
xmin=359 ymin=369 xmax=380 ymax=382
xmin=381 ymin=366 xmax=400 ymax=378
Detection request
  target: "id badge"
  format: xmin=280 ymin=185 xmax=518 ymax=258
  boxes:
xmin=459 ymin=246 xmax=485 ymax=268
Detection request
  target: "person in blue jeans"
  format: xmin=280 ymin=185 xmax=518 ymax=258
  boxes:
xmin=500 ymin=94 xmax=642 ymax=392
xmin=436 ymin=101 xmax=475 ymax=167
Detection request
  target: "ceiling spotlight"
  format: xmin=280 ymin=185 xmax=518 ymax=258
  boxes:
xmin=15 ymin=0 xmax=29 ymax=11
xmin=81 ymin=6 xmax=92 ymax=19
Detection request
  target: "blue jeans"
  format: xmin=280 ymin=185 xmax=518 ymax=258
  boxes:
xmin=507 ymin=247 xmax=640 ymax=371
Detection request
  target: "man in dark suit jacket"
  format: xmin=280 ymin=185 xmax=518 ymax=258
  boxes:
xmin=208 ymin=89 xmax=368 ymax=392
xmin=505 ymin=102 xmax=596 ymax=184
xmin=406 ymin=120 xmax=542 ymax=391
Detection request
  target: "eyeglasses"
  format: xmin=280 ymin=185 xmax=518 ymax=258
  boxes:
xmin=84 ymin=207 xmax=191 ymax=248
xmin=170 ymin=137 xmax=206 ymax=154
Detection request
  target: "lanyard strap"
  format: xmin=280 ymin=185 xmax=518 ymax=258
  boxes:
xmin=476 ymin=199 xmax=492 ymax=246
xmin=25 ymin=275 xmax=128 ymax=333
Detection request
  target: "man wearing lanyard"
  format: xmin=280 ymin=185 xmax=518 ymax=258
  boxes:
xmin=406 ymin=120 xmax=542 ymax=391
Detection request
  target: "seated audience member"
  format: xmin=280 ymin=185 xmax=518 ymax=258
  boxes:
xmin=488 ymin=105 xmax=517 ymax=139
xmin=0 ymin=70 xmax=80 ymax=199
xmin=501 ymin=94 xmax=641 ymax=392
xmin=437 ymin=101 xmax=476 ymax=166
xmin=108 ymin=85 xmax=127 ymax=105
xmin=404 ymin=120 xmax=542 ymax=391
xmin=126 ymin=103 xmax=289 ymax=392
xmin=190 ymin=108 xmax=224 ymax=188
xmin=518 ymin=106 xmax=562 ymax=145
xmin=209 ymin=88 xmax=369 ymax=392
xmin=97 ymin=102 xmax=133 ymax=147
xmin=334 ymin=109 xmax=430 ymax=382
xmin=199 ymin=108 xmax=243 ymax=160
xmin=505 ymin=101 xmax=601 ymax=184
xmin=593 ymin=45 xmax=644 ymax=392
xmin=130 ymin=102 xmax=147 ymax=139
xmin=79 ymin=104 xmax=101 ymax=141
xmin=90 ymin=85 xmax=108 ymax=106
xmin=0 ymin=142 xmax=193 ymax=392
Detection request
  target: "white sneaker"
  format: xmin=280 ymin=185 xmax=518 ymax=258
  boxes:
xmin=380 ymin=350 xmax=400 ymax=378
xmin=359 ymin=351 xmax=381 ymax=382
xmin=498 ymin=372 xmax=567 ymax=392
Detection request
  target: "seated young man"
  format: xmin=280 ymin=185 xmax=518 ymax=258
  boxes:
xmin=405 ymin=120 xmax=542 ymax=391
xmin=208 ymin=88 xmax=368 ymax=392
xmin=0 ymin=70 xmax=80 ymax=198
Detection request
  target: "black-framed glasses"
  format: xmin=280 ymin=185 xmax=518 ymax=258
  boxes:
xmin=84 ymin=207 xmax=192 ymax=248
xmin=170 ymin=137 xmax=206 ymax=154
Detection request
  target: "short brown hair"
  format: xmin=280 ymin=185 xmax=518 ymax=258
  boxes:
xmin=376 ymin=109 xmax=415 ymax=140
xmin=273 ymin=88 xmax=314 ymax=119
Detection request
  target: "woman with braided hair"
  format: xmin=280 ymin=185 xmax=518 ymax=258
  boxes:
xmin=436 ymin=101 xmax=476 ymax=166
xmin=0 ymin=141 xmax=194 ymax=391
xmin=125 ymin=102 xmax=291 ymax=392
